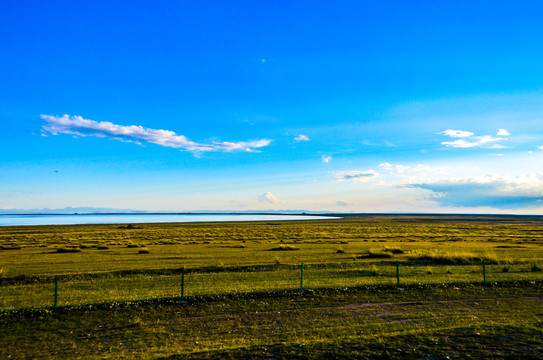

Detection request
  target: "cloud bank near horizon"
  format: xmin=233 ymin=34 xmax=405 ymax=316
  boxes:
xmin=330 ymin=160 xmax=543 ymax=210
xmin=41 ymin=114 xmax=272 ymax=153
xmin=409 ymin=174 xmax=543 ymax=209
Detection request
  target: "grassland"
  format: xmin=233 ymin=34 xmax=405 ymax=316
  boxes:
xmin=1 ymin=283 xmax=542 ymax=359
xmin=2 ymin=215 xmax=543 ymax=276
xmin=1 ymin=215 xmax=543 ymax=358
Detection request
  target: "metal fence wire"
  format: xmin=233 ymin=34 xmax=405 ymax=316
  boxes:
xmin=1 ymin=261 xmax=542 ymax=311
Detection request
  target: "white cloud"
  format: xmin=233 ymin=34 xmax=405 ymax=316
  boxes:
xmin=322 ymin=155 xmax=332 ymax=163
xmin=497 ymin=129 xmax=510 ymax=136
xmin=41 ymin=114 xmax=272 ymax=153
xmin=332 ymin=170 xmax=379 ymax=183
xmin=336 ymin=201 xmax=353 ymax=207
xmin=538 ymin=146 xmax=543 ymax=150
xmin=294 ymin=134 xmax=310 ymax=141
xmin=439 ymin=129 xmax=474 ymax=138
xmin=259 ymin=192 xmax=280 ymax=204
xmin=441 ymin=135 xmax=504 ymax=148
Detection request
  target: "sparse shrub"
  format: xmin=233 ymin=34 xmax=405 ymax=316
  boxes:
xmin=369 ymin=265 xmax=379 ymax=276
xmin=117 ymin=224 xmax=142 ymax=229
xmin=502 ymin=265 xmax=510 ymax=273
xmin=97 ymin=246 xmax=109 ymax=250
xmin=138 ymin=248 xmax=150 ymax=254
xmin=531 ymin=262 xmax=542 ymax=272
xmin=336 ymin=248 xmax=345 ymax=254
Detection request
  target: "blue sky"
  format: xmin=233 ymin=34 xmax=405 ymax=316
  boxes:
xmin=2 ymin=0 xmax=543 ymax=213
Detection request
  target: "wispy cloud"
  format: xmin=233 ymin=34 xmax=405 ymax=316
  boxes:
xmin=439 ymin=129 xmax=474 ymax=138
xmin=497 ymin=129 xmax=510 ymax=136
xmin=336 ymin=201 xmax=353 ymax=207
xmin=439 ymin=129 xmax=506 ymax=148
xmin=41 ymin=114 xmax=272 ymax=153
xmin=322 ymin=155 xmax=332 ymax=163
xmin=379 ymin=162 xmax=446 ymax=175
xmin=332 ymin=170 xmax=378 ymax=183
xmin=294 ymin=134 xmax=310 ymax=141
xmin=441 ymin=136 xmax=505 ymax=148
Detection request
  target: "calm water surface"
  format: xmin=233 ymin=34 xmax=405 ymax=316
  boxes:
xmin=0 ymin=214 xmax=339 ymax=226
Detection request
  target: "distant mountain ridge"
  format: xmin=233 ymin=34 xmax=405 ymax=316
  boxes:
xmin=0 ymin=207 xmax=144 ymax=214
xmin=0 ymin=207 xmax=328 ymax=215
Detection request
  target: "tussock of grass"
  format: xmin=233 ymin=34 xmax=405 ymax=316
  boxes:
xmin=409 ymin=249 xmax=498 ymax=265
xmin=0 ymin=246 xmax=22 ymax=250
xmin=382 ymin=247 xmax=405 ymax=254
xmin=269 ymin=244 xmax=299 ymax=251
xmin=366 ymin=249 xmax=394 ymax=259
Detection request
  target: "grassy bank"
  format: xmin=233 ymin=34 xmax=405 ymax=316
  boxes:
xmin=1 ymin=282 xmax=542 ymax=359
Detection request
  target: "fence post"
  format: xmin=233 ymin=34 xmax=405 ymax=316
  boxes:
xmin=300 ymin=263 xmax=304 ymax=293
xmin=178 ymin=268 xmax=186 ymax=303
xmin=54 ymin=275 xmax=59 ymax=312
xmin=483 ymin=259 xmax=487 ymax=286
xmin=181 ymin=267 xmax=185 ymax=299
xmin=396 ymin=261 xmax=400 ymax=288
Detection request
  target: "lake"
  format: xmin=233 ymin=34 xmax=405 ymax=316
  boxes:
xmin=0 ymin=213 xmax=339 ymax=226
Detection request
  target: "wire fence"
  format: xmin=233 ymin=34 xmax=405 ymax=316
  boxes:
xmin=1 ymin=261 xmax=542 ymax=312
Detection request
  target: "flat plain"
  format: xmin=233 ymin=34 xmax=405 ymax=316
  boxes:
xmin=1 ymin=215 xmax=542 ymax=359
